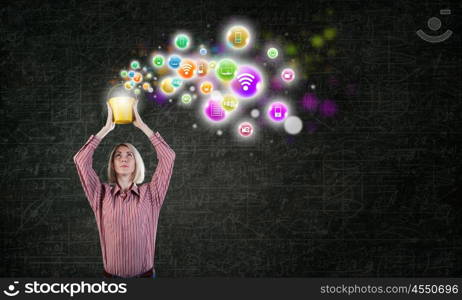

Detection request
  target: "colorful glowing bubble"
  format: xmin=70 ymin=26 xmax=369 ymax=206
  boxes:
xmin=200 ymin=81 xmax=213 ymax=94
xmin=120 ymin=70 xmax=128 ymax=78
xmin=133 ymin=72 xmax=143 ymax=83
xmin=128 ymin=71 xmax=135 ymax=78
xmin=231 ymin=66 xmax=263 ymax=98
xmin=168 ymin=55 xmax=181 ymax=69
xmin=124 ymin=81 xmax=133 ymax=90
xmin=199 ymin=47 xmax=207 ymax=56
xmin=267 ymin=47 xmax=278 ymax=59
xmin=178 ymin=59 xmax=196 ymax=79
xmin=204 ymin=99 xmax=226 ymax=122
xmin=281 ymin=68 xmax=295 ymax=82
xmin=160 ymin=77 xmax=175 ymax=94
xmin=209 ymin=61 xmax=216 ymax=69
xmin=174 ymin=34 xmax=190 ymax=50
xmin=130 ymin=60 xmax=140 ymax=69
xmin=171 ymin=78 xmax=183 ymax=88
xmin=181 ymin=93 xmax=192 ymax=104
xmin=142 ymin=83 xmax=151 ymax=91
xmin=221 ymin=94 xmax=238 ymax=112
xmin=238 ymin=122 xmax=254 ymax=137
xmin=197 ymin=60 xmax=208 ymax=77
xmin=152 ymin=55 xmax=165 ymax=67
xmin=268 ymin=101 xmax=288 ymax=122
xmin=226 ymin=25 xmax=250 ymax=49
xmin=216 ymin=59 xmax=237 ymax=81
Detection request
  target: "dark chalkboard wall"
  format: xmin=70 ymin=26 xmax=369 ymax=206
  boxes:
xmin=1 ymin=0 xmax=461 ymax=277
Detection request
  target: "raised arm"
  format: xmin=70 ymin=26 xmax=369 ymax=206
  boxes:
xmin=73 ymin=103 xmax=115 ymax=212
xmin=133 ymin=99 xmax=176 ymax=208
xmin=147 ymin=132 xmax=176 ymax=207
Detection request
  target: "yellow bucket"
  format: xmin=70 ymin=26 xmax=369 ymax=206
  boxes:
xmin=108 ymin=96 xmax=135 ymax=124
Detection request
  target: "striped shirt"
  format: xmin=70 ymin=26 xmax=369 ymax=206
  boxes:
xmin=73 ymin=132 xmax=175 ymax=277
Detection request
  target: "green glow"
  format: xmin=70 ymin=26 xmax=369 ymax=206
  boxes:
xmin=310 ymin=35 xmax=324 ymax=48
xmin=323 ymin=28 xmax=337 ymax=40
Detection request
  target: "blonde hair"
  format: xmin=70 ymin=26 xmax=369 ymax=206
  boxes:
xmin=107 ymin=143 xmax=145 ymax=184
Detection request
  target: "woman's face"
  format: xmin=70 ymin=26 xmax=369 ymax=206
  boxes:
xmin=113 ymin=145 xmax=136 ymax=177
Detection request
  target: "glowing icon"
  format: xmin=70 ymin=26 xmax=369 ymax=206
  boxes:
xmin=124 ymin=81 xmax=134 ymax=90
xmin=130 ymin=60 xmax=140 ymax=69
xmin=160 ymin=77 xmax=175 ymax=94
xmin=231 ymin=66 xmax=263 ymax=98
xmin=197 ymin=60 xmax=208 ymax=77
xmin=142 ymin=83 xmax=151 ymax=91
xmin=133 ymin=72 xmax=143 ymax=83
xmin=281 ymin=68 xmax=295 ymax=82
xmin=221 ymin=94 xmax=238 ymax=112
xmin=204 ymin=99 xmax=226 ymax=122
xmin=171 ymin=78 xmax=183 ymax=88
xmin=238 ymin=122 xmax=253 ymax=137
xmin=416 ymin=9 xmax=453 ymax=43
xmin=268 ymin=101 xmax=288 ymax=122
xmin=235 ymin=32 xmax=241 ymax=43
xmin=209 ymin=61 xmax=217 ymax=69
xmin=128 ymin=71 xmax=135 ymax=78
xmin=181 ymin=93 xmax=192 ymax=104
xmin=178 ymin=59 xmax=196 ymax=79
xmin=226 ymin=25 xmax=250 ymax=49
xmin=175 ymin=34 xmax=190 ymax=49
xmin=200 ymin=81 xmax=213 ymax=94
xmin=216 ymin=59 xmax=237 ymax=81
xmin=152 ymin=55 xmax=165 ymax=67
xmin=199 ymin=47 xmax=207 ymax=56
xmin=120 ymin=70 xmax=128 ymax=78
xmin=267 ymin=47 xmax=278 ymax=59
xmin=168 ymin=55 xmax=181 ymax=69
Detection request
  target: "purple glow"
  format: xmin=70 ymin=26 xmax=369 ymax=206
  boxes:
xmin=231 ymin=66 xmax=263 ymax=98
xmin=149 ymin=91 xmax=168 ymax=105
xmin=319 ymin=99 xmax=337 ymax=117
xmin=327 ymin=75 xmax=340 ymax=87
xmin=286 ymin=136 xmax=295 ymax=144
xmin=345 ymin=83 xmax=357 ymax=96
xmin=267 ymin=101 xmax=288 ymax=122
xmin=204 ymin=99 xmax=226 ymax=122
xmin=270 ymin=76 xmax=284 ymax=91
xmin=211 ymin=43 xmax=225 ymax=54
xmin=306 ymin=121 xmax=318 ymax=133
xmin=301 ymin=93 xmax=319 ymax=112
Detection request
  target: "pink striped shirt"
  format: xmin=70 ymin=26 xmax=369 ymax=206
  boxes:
xmin=73 ymin=131 xmax=175 ymax=277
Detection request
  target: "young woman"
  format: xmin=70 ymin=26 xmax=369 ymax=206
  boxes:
xmin=73 ymin=99 xmax=175 ymax=278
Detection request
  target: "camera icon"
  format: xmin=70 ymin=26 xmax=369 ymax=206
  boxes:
xmin=417 ymin=9 xmax=453 ymax=43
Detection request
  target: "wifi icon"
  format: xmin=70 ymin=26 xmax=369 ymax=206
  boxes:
xmin=231 ymin=66 xmax=263 ymax=98
xmin=182 ymin=64 xmax=192 ymax=75
xmin=237 ymin=73 xmax=255 ymax=91
xmin=178 ymin=59 xmax=196 ymax=79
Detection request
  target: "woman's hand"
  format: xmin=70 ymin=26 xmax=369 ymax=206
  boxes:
xmin=132 ymin=98 xmax=155 ymax=138
xmin=104 ymin=102 xmax=116 ymax=132
xmin=133 ymin=98 xmax=146 ymax=129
